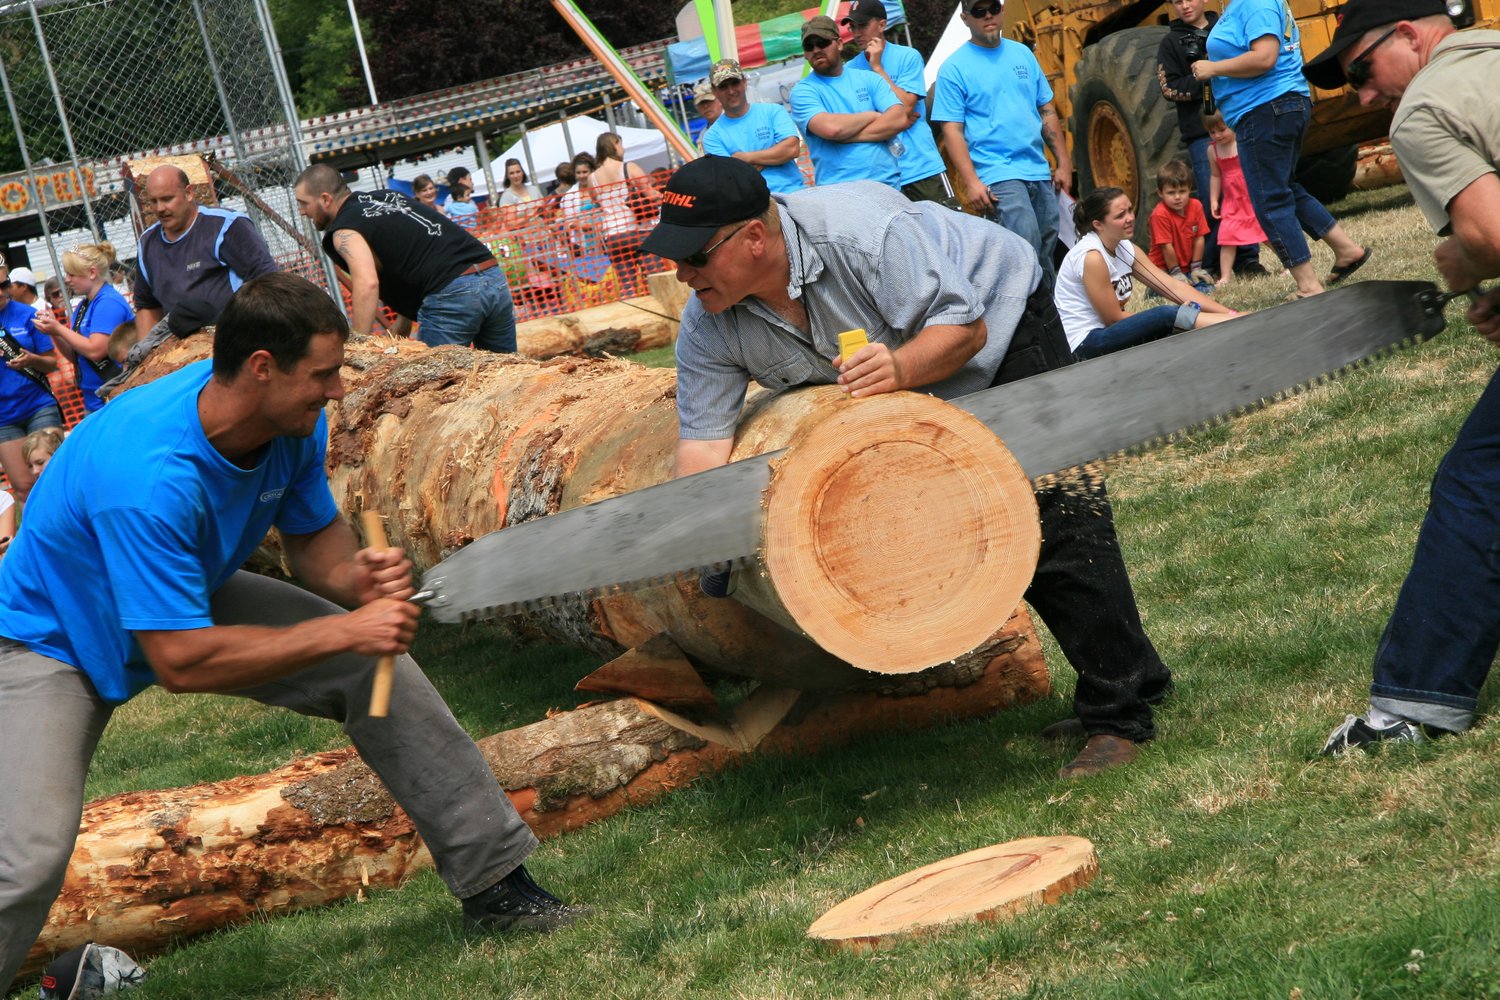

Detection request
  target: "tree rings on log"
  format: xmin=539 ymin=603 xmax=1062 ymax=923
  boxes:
xmin=755 ymin=392 xmax=1039 ymax=673
xmin=806 ymin=835 xmax=1098 ymax=951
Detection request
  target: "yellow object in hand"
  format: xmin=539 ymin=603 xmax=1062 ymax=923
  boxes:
xmin=838 ymin=329 xmax=869 ymax=363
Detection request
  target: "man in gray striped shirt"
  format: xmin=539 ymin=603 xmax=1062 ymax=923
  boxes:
xmin=642 ymin=156 xmax=1173 ymax=779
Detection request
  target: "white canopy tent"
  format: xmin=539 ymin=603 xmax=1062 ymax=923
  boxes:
xmin=495 ymin=117 xmax=674 ymax=190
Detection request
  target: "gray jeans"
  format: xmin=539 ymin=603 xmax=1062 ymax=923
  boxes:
xmin=0 ymin=571 xmax=537 ymax=992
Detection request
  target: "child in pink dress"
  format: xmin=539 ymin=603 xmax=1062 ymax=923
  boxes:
xmin=1204 ymin=110 xmax=1268 ymax=288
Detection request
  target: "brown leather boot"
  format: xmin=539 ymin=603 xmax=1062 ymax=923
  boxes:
xmin=1039 ymin=717 xmax=1086 ymax=742
xmin=1058 ymin=734 xmax=1138 ymax=779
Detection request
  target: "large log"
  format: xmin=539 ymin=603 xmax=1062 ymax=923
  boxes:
xmin=27 ymin=614 xmax=1047 ymax=977
xmin=118 ymin=337 xmax=1044 ymax=686
xmin=515 ymin=294 xmax=677 ymax=359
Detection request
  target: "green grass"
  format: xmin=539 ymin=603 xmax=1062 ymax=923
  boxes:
xmin=17 ymin=184 xmax=1500 ymax=999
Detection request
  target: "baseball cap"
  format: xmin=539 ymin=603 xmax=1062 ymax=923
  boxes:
xmin=640 ymin=156 xmax=770 ymax=262
xmin=841 ymin=0 xmax=887 ymax=25
xmin=8 ymin=266 xmax=36 ymax=289
xmin=709 ymin=58 xmax=744 ymax=87
xmin=694 ymin=79 xmax=715 ymax=105
xmin=1304 ymin=0 xmax=1446 ymax=88
xmin=801 ymin=14 xmax=841 ymax=43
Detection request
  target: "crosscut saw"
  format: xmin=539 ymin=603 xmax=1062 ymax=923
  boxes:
xmin=419 ymin=280 xmax=1451 ymax=622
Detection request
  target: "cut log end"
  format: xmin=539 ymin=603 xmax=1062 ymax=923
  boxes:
xmin=759 ymin=392 xmax=1040 ymax=673
xmin=806 ymin=835 xmax=1098 ymax=951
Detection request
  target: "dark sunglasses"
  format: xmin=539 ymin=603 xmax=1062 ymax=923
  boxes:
xmin=679 ymin=222 xmax=749 ymax=268
xmin=802 ymin=35 xmax=835 ymax=51
xmin=967 ymin=2 xmax=1003 ymax=17
xmin=1344 ymin=27 xmax=1397 ymax=88
xmin=0 ymin=280 xmax=10 ymax=290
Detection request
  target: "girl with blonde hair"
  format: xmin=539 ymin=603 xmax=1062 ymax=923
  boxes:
xmin=34 ymin=241 xmax=133 ymax=413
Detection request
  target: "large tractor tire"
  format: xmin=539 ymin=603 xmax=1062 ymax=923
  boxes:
xmin=1070 ymin=27 xmax=1183 ymax=245
xmin=1295 ymin=144 xmax=1358 ymax=206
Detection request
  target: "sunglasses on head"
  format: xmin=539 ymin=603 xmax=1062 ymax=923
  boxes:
xmin=678 ymin=222 xmax=750 ymax=268
xmin=802 ymin=35 xmax=835 ymax=51
xmin=967 ymin=2 xmax=1002 ymax=17
xmin=1343 ymin=26 xmax=1396 ymax=88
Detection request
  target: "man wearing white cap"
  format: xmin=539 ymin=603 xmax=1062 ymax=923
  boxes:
xmin=5 ymin=267 xmax=40 ymax=308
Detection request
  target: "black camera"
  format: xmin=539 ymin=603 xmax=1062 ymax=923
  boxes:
xmin=1447 ymin=0 xmax=1475 ymax=28
xmin=1181 ymin=30 xmax=1217 ymax=114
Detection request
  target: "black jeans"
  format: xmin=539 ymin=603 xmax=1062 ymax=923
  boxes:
xmin=993 ymin=280 xmax=1173 ymax=741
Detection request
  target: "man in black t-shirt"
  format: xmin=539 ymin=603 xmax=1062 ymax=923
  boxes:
xmin=294 ymin=164 xmax=514 ymax=353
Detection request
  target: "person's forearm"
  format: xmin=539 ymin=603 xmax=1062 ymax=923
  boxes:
xmin=135 ymin=307 xmax=163 ymax=339
xmin=675 ymin=437 xmax=735 ymax=477
xmin=893 ymin=320 xmax=986 ymax=388
xmin=145 ymin=618 xmax=368 ymax=694
xmin=54 ymin=327 xmax=110 ymax=361
xmin=734 ymin=137 xmax=802 ymax=167
xmin=283 ymin=519 xmax=364 ymax=608
xmin=349 ymin=281 xmax=383 ymax=335
xmin=939 ymin=122 xmax=981 ymax=188
xmin=811 ymin=111 xmax=880 ymax=141
xmin=1040 ymin=105 xmax=1072 ymax=176
xmin=1162 ymin=245 xmax=1181 ymax=271
xmin=852 ymin=106 xmax=908 ymax=142
xmin=1191 ymin=237 xmax=1205 ymax=266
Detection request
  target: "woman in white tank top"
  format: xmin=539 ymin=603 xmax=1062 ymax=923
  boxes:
xmin=1054 ymin=187 xmax=1235 ymax=360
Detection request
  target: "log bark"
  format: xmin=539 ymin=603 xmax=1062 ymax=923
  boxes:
xmin=806 ymin=835 xmax=1099 ymax=951
xmin=27 ymin=611 xmax=1047 ymax=977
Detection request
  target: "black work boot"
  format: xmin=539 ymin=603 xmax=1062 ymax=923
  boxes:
xmin=461 ymin=864 xmax=590 ymax=933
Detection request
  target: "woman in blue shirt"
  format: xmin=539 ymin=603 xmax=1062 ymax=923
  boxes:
xmin=1190 ymin=0 xmax=1369 ymax=297
xmin=34 ymin=241 xmax=132 ymax=413
xmin=0 ymin=262 xmax=60 ymax=506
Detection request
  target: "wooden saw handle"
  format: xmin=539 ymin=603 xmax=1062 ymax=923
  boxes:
xmin=360 ymin=511 xmax=396 ymax=719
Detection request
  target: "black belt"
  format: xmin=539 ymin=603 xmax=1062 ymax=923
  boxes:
xmin=458 ymin=258 xmax=499 ymax=276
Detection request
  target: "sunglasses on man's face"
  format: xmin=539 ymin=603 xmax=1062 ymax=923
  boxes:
xmin=678 ymin=222 xmax=750 ymax=268
xmin=967 ymin=2 xmax=1003 ymax=17
xmin=0 ymin=280 xmax=10 ymax=290
xmin=1343 ymin=27 xmax=1397 ymax=88
xmin=802 ymin=35 xmax=834 ymax=51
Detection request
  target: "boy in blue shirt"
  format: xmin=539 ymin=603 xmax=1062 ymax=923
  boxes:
xmin=0 ymin=273 xmax=584 ymax=995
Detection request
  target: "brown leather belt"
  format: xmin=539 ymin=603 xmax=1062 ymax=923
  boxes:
xmin=458 ymin=258 xmax=499 ymax=276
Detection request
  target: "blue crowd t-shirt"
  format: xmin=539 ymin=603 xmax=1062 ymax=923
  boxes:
xmin=1206 ymin=0 xmax=1308 ymax=127
xmin=69 ymin=283 xmax=134 ymax=411
xmin=790 ymin=67 xmax=902 ymax=188
xmin=931 ymin=39 xmax=1054 ymax=185
xmin=0 ymin=359 xmax=339 ymax=703
xmin=0 ymin=299 xmax=54 ymax=426
xmin=847 ymin=42 xmax=947 ymax=187
xmin=703 ymin=102 xmax=808 ymax=194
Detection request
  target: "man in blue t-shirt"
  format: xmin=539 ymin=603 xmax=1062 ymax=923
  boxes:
xmin=843 ymin=0 xmax=954 ymax=206
xmin=132 ymin=165 xmax=279 ymax=340
xmin=932 ymin=0 xmax=1074 ymax=283
xmin=0 ymin=273 xmax=584 ymax=994
xmin=701 ymin=58 xmax=807 ymax=194
xmin=788 ymin=15 xmax=909 ymax=189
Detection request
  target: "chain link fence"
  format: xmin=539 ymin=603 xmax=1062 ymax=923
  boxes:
xmin=0 ymin=0 xmax=328 ymax=294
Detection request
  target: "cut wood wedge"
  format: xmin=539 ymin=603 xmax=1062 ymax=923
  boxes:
xmin=807 ymin=835 xmax=1098 ymax=950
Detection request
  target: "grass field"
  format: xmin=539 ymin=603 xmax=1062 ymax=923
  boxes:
xmin=15 ymin=185 xmax=1500 ymax=999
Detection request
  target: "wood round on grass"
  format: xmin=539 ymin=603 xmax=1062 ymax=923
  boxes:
xmin=807 ymin=835 xmax=1098 ymax=951
xmin=759 ymin=391 xmax=1039 ymax=673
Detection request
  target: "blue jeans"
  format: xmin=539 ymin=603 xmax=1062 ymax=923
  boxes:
xmin=1232 ymin=92 xmax=1333 ymax=269
xmin=1368 ymin=366 xmax=1500 ymax=732
xmin=415 ymin=268 xmax=516 ymax=353
xmin=989 ymin=179 xmax=1060 ymax=286
xmin=1073 ymin=303 xmax=1199 ymax=361
xmin=0 ymin=403 xmax=62 ymax=443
